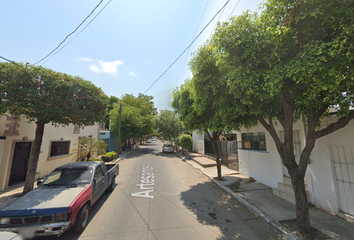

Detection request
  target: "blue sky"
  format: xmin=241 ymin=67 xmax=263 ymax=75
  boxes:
xmin=0 ymin=0 xmax=263 ymax=111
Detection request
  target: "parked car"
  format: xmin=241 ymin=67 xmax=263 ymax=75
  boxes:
xmin=146 ymin=139 xmax=152 ymax=143
xmin=162 ymin=144 xmax=174 ymax=153
xmin=0 ymin=161 xmax=119 ymax=238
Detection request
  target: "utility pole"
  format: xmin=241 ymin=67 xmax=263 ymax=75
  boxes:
xmin=117 ymin=103 xmax=122 ymax=158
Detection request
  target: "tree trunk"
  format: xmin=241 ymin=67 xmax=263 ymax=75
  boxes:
xmin=22 ymin=122 xmax=45 ymax=195
xmin=212 ymin=140 xmax=222 ymax=180
xmin=291 ymin=173 xmax=312 ymax=233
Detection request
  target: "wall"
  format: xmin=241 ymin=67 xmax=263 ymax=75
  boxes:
xmin=237 ymin=117 xmax=354 ymax=215
xmin=0 ymin=115 xmax=99 ymax=191
xmin=192 ymin=132 xmax=204 ymax=154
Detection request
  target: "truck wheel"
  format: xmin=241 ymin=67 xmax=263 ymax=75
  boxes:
xmin=73 ymin=204 xmax=90 ymax=233
xmin=107 ymin=176 xmax=116 ymax=192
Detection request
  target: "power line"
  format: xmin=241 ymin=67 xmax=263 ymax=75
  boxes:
xmin=228 ymin=0 xmax=242 ymax=19
xmin=153 ymin=89 xmax=174 ymax=97
xmin=143 ymin=0 xmax=231 ymax=94
xmin=41 ymin=0 xmax=113 ymax=66
xmin=34 ymin=0 xmax=104 ymax=65
xmin=0 ymin=56 xmax=20 ymax=66
xmin=173 ymin=0 xmax=210 ymax=88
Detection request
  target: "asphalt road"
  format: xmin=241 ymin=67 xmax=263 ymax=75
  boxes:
xmin=37 ymin=140 xmax=281 ymax=240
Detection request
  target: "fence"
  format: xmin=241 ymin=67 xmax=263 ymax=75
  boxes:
xmin=204 ymin=140 xmax=239 ymax=171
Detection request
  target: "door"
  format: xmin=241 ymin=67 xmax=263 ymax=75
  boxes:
xmin=330 ymin=145 xmax=354 ymax=216
xmin=92 ymin=165 xmax=107 ymax=204
xmin=9 ymin=142 xmax=32 ymax=186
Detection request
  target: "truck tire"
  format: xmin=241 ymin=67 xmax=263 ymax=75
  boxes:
xmin=107 ymin=176 xmax=116 ymax=192
xmin=73 ymin=204 xmax=90 ymax=233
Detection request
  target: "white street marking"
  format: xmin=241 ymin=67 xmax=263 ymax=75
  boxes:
xmin=131 ymin=165 xmax=155 ymax=198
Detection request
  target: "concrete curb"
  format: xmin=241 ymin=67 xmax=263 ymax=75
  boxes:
xmin=176 ymin=152 xmax=300 ymax=240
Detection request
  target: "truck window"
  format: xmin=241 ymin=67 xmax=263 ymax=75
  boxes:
xmin=94 ymin=166 xmax=104 ymax=181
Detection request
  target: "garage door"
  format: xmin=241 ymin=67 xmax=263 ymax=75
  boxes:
xmin=330 ymin=145 xmax=354 ymax=216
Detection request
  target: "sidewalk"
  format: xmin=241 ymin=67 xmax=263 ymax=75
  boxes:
xmin=176 ymin=152 xmax=354 ymax=240
xmin=0 ymin=150 xmax=134 ymax=211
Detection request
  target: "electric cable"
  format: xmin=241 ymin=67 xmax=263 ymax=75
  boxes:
xmin=153 ymin=89 xmax=174 ymax=97
xmin=41 ymin=0 xmax=113 ymax=66
xmin=34 ymin=0 xmax=104 ymax=65
xmin=0 ymin=56 xmax=20 ymax=65
xmin=228 ymin=0 xmax=241 ymax=20
xmin=173 ymin=0 xmax=210 ymax=88
xmin=143 ymin=0 xmax=230 ymax=94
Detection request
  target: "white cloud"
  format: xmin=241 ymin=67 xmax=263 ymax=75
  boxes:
xmin=129 ymin=72 xmax=136 ymax=77
xmin=90 ymin=65 xmax=100 ymax=73
xmin=89 ymin=60 xmax=123 ymax=75
xmin=79 ymin=57 xmax=94 ymax=62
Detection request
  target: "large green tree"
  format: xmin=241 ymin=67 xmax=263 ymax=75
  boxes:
xmin=173 ymin=42 xmax=253 ymax=180
xmin=213 ymin=0 xmax=354 ymax=233
xmin=0 ymin=62 xmax=108 ymax=194
xmin=155 ymin=110 xmax=183 ymax=145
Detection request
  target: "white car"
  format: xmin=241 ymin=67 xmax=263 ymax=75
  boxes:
xmin=0 ymin=232 xmax=22 ymax=240
xmin=162 ymin=144 xmax=174 ymax=153
xmin=146 ymin=139 xmax=152 ymax=143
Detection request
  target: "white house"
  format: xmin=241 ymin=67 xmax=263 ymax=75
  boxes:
xmin=192 ymin=131 xmax=204 ymax=155
xmin=0 ymin=115 xmax=100 ymax=191
xmin=237 ymin=116 xmax=354 ymax=222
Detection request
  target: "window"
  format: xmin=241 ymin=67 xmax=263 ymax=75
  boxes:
xmin=50 ymin=141 xmax=70 ymax=157
xmin=239 ymin=132 xmax=267 ymax=151
xmin=94 ymin=165 xmax=104 ymax=181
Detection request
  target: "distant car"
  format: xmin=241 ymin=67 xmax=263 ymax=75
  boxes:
xmin=146 ymin=139 xmax=152 ymax=143
xmin=162 ymin=144 xmax=174 ymax=153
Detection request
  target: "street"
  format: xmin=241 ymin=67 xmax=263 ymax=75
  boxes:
xmin=37 ymin=139 xmax=281 ymax=240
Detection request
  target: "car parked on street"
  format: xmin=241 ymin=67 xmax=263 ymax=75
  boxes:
xmin=0 ymin=161 xmax=119 ymax=238
xmin=146 ymin=139 xmax=152 ymax=143
xmin=162 ymin=144 xmax=174 ymax=153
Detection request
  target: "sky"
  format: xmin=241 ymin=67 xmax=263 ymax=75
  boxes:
xmin=0 ymin=0 xmax=263 ymax=112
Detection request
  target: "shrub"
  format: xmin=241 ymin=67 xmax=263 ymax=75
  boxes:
xmin=179 ymin=134 xmax=193 ymax=156
xmin=101 ymin=156 xmax=110 ymax=162
xmin=106 ymin=151 xmax=117 ymax=160
xmin=88 ymin=158 xmax=101 ymax=161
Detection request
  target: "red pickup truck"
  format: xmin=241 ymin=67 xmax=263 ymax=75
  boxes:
xmin=0 ymin=161 xmax=119 ymax=238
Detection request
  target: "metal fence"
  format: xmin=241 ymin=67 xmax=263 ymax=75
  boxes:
xmin=204 ymin=140 xmax=239 ymax=171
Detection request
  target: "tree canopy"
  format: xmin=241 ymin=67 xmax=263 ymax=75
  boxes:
xmin=0 ymin=62 xmax=108 ymax=194
xmin=155 ymin=110 xmax=183 ymax=143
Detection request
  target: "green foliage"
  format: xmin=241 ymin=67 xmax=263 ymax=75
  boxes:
xmin=103 ymin=96 xmax=119 ymax=130
xmin=110 ymin=94 xmax=157 ymax=142
xmin=155 ymin=110 xmax=183 ymax=143
xmin=88 ymin=158 xmax=101 ymax=161
xmin=106 ymin=151 xmax=117 ymax=160
xmin=178 ymin=134 xmax=193 ymax=150
xmin=72 ymin=136 xmax=108 ymax=161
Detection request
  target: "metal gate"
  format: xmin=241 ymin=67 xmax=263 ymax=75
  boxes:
xmin=330 ymin=145 xmax=354 ymax=216
xmin=204 ymin=140 xmax=239 ymax=170
xmin=9 ymin=142 xmax=32 ymax=186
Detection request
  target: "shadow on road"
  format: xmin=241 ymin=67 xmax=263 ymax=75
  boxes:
xmin=179 ymin=182 xmax=281 ymax=240
xmin=34 ymin=190 xmax=114 ymax=240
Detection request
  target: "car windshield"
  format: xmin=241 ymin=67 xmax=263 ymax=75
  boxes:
xmin=42 ymin=168 xmax=93 ymax=186
xmin=164 ymin=144 xmax=173 ymax=148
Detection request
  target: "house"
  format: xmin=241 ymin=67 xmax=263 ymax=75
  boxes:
xmin=0 ymin=115 xmax=100 ymax=192
xmin=237 ymin=116 xmax=354 ymax=222
xmin=192 ymin=131 xmax=204 ymax=155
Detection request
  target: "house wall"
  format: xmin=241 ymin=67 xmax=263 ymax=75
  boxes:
xmin=237 ymin=117 xmax=354 ymax=215
xmin=192 ymin=132 xmax=204 ymax=155
xmin=0 ymin=115 xmax=99 ymax=191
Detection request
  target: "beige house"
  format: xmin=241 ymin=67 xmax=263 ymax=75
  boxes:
xmin=0 ymin=115 xmax=100 ymax=192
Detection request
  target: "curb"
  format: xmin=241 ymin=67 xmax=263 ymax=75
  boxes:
xmin=176 ymin=152 xmax=300 ymax=240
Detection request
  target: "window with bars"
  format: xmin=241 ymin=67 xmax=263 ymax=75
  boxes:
xmin=239 ymin=132 xmax=267 ymax=151
xmin=50 ymin=141 xmax=70 ymax=157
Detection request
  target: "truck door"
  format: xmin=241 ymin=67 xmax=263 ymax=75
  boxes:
xmin=92 ymin=165 xmax=106 ymax=204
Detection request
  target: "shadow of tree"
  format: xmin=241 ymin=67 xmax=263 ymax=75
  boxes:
xmin=179 ymin=182 xmax=281 ymax=240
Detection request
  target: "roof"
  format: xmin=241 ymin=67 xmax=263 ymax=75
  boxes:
xmin=55 ymin=161 xmax=101 ymax=170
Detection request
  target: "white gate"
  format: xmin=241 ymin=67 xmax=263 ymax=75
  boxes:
xmin=330 ymin=145 xmax=354 ymax=216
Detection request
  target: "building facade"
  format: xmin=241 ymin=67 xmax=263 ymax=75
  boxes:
xmin=0 ymin=115 xmax=99 ymax=191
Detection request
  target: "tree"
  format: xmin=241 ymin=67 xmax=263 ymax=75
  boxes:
xmin=173 ymin=43 xmax=253 ymax=180
xmin=103 ymin=96 xmax=119 ymax=130
xmin=0 ymin=62 xmax=108 ymax=194
xmin=72 ymin=136 xmax=108 ymax=161
xmin=155 ymin=110 xmax=183 ymax=145
xmin=110 ymin=94 xmax=157 ymax=147
xmin=178 ymin=134 xmax=193 ymax=157
xmin=212 ymin=0 xmax=354 ymax=233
